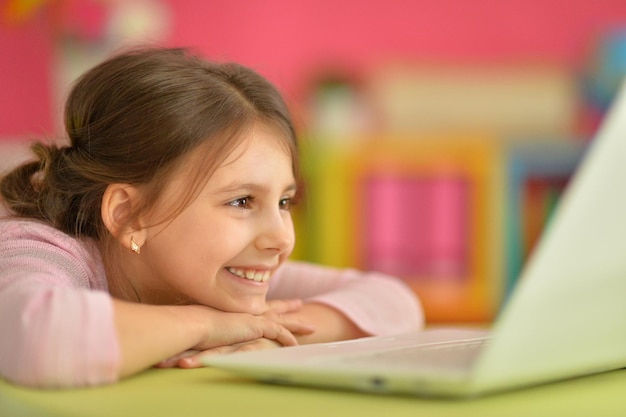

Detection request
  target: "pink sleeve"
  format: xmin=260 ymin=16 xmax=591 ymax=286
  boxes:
xmin=0 ymin=227 xmax=120 ymax=388
xmin=267 ymin=261 xmax=424 ymax=336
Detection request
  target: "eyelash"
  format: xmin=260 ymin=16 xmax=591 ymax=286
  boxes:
xmin=229 ymin=196 xmax=254 ymax=209
xmin=228 ymin=196 xmax=295 ymax=210
xmin=279 ymin=197 xmax=294 ymax=210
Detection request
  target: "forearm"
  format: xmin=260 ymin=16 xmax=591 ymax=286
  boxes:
xmin=269 ymin=262 xmax=424 ymax=337
xmin=112 ymin=299 xmax=207 ymax=378
xmin=113 ymin=299 xmax=303 ymax=378
xmin=290 ymin=302 xmax=369 ymax=344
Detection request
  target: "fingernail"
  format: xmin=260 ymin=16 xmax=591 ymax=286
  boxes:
xmin=180 ymin=357 xmax=196 ymax=368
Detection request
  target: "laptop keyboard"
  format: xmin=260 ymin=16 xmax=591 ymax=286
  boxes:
xmin=331 ymin=338 xmax=489 ymax=371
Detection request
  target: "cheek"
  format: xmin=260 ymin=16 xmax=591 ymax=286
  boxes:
xmin=285 ymin=215 xmax=296 ymax=245
xmin=147 ymin=216 xmax=224 ymax=267
xmin=185 ymin=218 xmax=249 ymax=265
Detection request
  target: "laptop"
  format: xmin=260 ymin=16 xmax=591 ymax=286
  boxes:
xmin=203 ymin=81 xmax=626 ymax=398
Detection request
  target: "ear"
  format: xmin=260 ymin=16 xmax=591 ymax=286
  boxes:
xmin=101 ymin=184 xmax=147 ymax=251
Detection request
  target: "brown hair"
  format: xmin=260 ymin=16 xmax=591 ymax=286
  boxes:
xmin=0 ymin=46 xmax=299 ymax=290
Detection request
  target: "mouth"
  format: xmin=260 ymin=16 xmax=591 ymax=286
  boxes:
xmin=226 ymin=267 xmax=271 ymax=283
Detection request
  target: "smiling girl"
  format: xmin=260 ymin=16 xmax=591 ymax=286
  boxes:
xmin=0 ymin=47 xmax=423 ymax=388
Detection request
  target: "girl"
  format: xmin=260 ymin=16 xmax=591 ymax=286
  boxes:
xmin=0 ymin=47 xmax=423 ymax=388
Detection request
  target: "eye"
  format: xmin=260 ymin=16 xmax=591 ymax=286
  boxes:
xmin=229 ymin=196 xmax=254 ymax=209
xmin=279 ymin=197 xmax=294 ymax=211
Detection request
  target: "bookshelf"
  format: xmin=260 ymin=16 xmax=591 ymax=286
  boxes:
xmin=502 ymin=140 xmax=587 ymax=300
xmin=293 ymin=136 xmax=586 ymax=323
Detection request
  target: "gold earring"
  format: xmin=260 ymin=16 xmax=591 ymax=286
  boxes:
xmin=130 ymin=236 xmax=141 ymax=254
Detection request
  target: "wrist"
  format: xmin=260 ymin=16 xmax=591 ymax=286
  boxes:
xmin=164 ymin=304 xmax=213 ymax=347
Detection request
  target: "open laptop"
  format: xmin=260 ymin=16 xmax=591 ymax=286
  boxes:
xmin=204 ymin=80 xmax=626 ymax=398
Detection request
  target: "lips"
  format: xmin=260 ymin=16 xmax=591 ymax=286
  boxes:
xmin=226 ymin=267 xmax=271 ymax=282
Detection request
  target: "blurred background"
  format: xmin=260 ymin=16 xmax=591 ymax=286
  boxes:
xmin=2 ymin=0 xmax=626 ymax=323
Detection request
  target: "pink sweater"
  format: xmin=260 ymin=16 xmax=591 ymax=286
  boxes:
xmin=0 ymin=219 xmax=424 ymax=388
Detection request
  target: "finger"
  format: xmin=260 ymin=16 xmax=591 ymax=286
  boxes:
xmin=275 ymin=316 xmax=316 ymax=335
xmin=155 ymin=350 xmax=201 ymax=368
xmin=265 ymin=298 xmax=303 ymax=314
xmin=187 ymin=339 xmax=281 ymax=368
xmin=179 ymin=345 xmax=238 ymax=368
xmin=261 ymin=320 xmax=298 ymax=347
xmin=235 ymin=339 xmax=280 ymax=352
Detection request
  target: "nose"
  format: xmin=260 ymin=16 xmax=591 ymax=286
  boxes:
xmin=255 ymin=208 xmax=295 ymax=254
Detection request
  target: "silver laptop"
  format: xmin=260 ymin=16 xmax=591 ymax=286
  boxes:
xmin=204 ymin=81 xmax=626 ymax=398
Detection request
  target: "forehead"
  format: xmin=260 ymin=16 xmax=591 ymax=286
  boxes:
xmin=219 ymin=123 xmax=293 ymax=168
xmin=161 ymin=121 xmax=296 ymax=204
xmin=173 ymin=120 xmax=293 ymax=177
xmin=145 ymin=122 xmax=296 ymax=220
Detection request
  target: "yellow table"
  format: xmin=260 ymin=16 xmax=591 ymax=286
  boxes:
xmin=1 ymin=366 xmax=625 ymax=417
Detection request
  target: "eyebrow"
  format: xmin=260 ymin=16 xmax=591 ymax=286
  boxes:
xmin=214 ymin=182 xmax=298 ymax=195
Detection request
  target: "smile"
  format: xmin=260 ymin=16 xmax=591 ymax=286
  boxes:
xmin=226 ymin=267 xmax=271 ymax=283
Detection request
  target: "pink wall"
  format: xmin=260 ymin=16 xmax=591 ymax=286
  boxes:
xmin=2 ymin=0 xmax=626 ymax=138
xmin=0 ymin=13 xmax=54 ymax=138
xmin=165 ymin=0 xmax=626 ymax=99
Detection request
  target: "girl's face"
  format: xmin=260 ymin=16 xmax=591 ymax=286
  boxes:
xmin=131 ymin=123 xmax=296 ymax=315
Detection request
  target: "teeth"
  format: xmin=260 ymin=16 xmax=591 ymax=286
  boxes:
xmin=227 ymin=267 xmax=270 ymax=282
